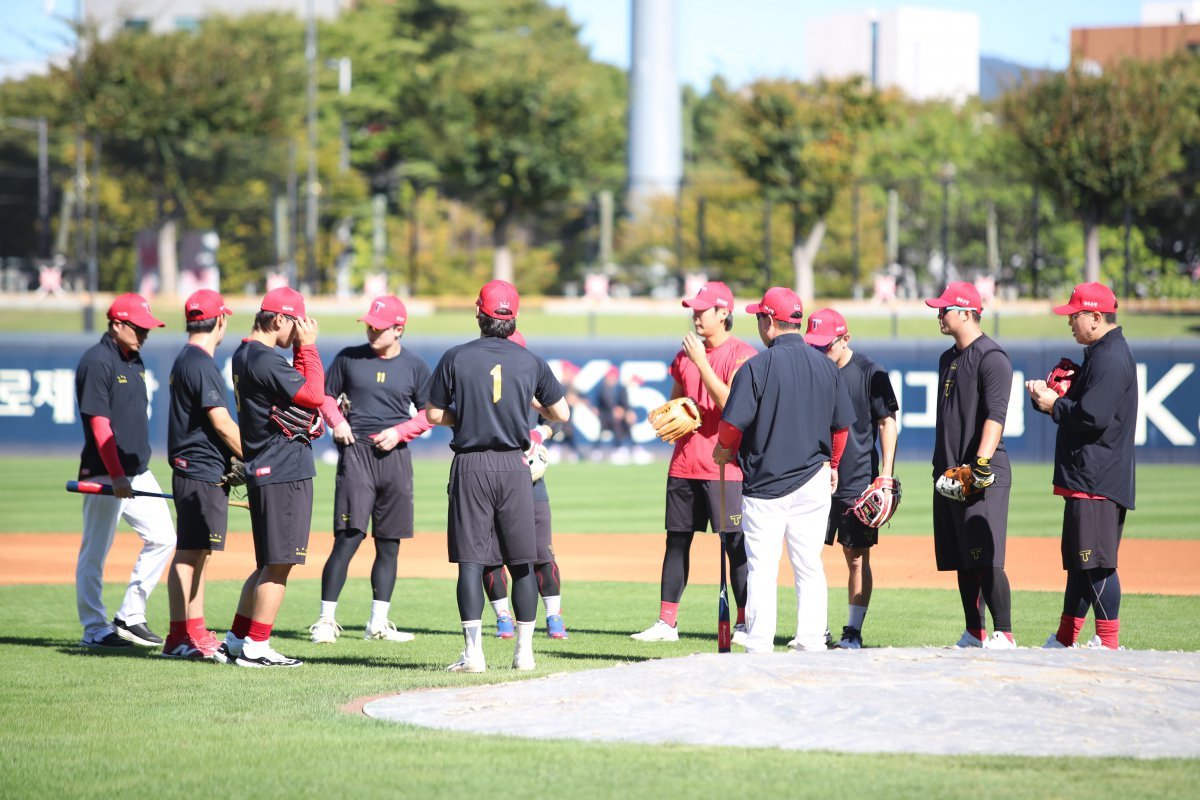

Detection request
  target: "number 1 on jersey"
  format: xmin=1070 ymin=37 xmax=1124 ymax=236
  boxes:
xmin=490 ymin=364 xmax=502 ymax=403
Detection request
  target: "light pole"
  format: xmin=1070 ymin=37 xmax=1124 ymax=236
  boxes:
xmin=939 ymin=161 xmax=956 ymax=273
xmin=304 ymin=0 xmax=319 ymax=293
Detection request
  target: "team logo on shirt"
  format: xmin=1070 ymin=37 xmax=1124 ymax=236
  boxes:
xmin=943 ymin=362 xmax=957 ymax=397
xmin=255 ymin=466 xmax=272 ymax=477
xmin=729 ymin=514 xmax=742 ymax=526
xmin=1079 ymin=549 xmax=1091 ymax=562
xmin=295 ymin=546 xmax=308 ymax=557
xmin=174 ymin=457 xmax=189 ymax=469
xmin=376 ymin=371 xmax=386 ymax=383
xmin=116 ymin=374 xmax=128 ymax=384
xmin=969 ymin=547 xmax=982 ymax=560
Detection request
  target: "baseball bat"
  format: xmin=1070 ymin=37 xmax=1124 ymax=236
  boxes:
xmin=717 ymin=462 xmax=731 ymax=653
xmin=65 ymin=480 xmax=173 ymax=500
xmin=229 ymin=500 xmax=250 ymax=509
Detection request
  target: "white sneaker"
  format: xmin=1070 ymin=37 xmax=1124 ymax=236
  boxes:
xmin=1085 ymin=635 xmax=1126 ymax=651
xmin=731 ymin=623 xmax=748 ymax=646
xmin=512 ymin=649 xmax=536 ymax=671
xmin=446 ymin=650 xmax=486 ymax=673
xmin=985 ymin=631 xmax=1017 ymax=650
xmin=309 ymin=617 xmax=342 ymax=644
xmin=952 ymin=630 xmax=986 ymax=648
xmin=364 ymin=620 xmax=415 ymax=642
xmin=235 ymin=645 xmax=303 ymax=668
xmin=631 ymin=620 xmax=679 ymax=642
xmin=1042 ymin=633 xmax=1076 ymax=649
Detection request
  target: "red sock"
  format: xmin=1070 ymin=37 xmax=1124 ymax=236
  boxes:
xmin=1095 ymin=618 xmax=1120 ymax=649
xmin=659 ymin=601 xmax=680 ymax=627
xmin=185 ymin=618 xmax=207 ymax=640
xmin=1056 ymin=614 xmax=1085 ymax=647
xmin=247 ymin=620 xmax=273 ymax=642
xmin=736 ymin=607 xmax=746 ymax=625
xmin=968 ymin=627 xmax=986 ymax=642
xmin=169 ymin=620 xmax=188 ymax=640
xmin=231 ymin=614 xmax=252 ymax=639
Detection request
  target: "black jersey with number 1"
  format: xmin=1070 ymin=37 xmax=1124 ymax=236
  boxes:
xmin=426 ymin=337 xmax=564 ymax=453
xmin=325 ymin=344 xmax=432 ymax=440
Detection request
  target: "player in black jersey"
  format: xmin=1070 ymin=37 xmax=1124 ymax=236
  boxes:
xmin=805 ymin=308 xmax=898 ymax=650
xmin=426 ymin=281 xmax=569 ymax=673
xmin=927 ymin=282 xmax=1017 ymax=650
xmin=308 ymin=296 xmax=432 ymax=646
xmin=163 ymin=290 xmax=241 ymax=659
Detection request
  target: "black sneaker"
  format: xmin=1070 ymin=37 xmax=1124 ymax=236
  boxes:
xmin=235 ymin=646 xmax=303 ymax=668
xmin=80 ymin=631 xmax=133 ymax=649
xmin=112 ymin=617 xmax=164 ymax=647
xmin=835 ymin=626 xmax=863 ymax=650
xmin=213 ymin=642 xmax=240 ymax=665
xmin=825 ymin=628 xmax=835 ymax=649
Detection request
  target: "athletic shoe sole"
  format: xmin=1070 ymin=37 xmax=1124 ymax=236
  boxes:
xmin=234 ymin=654 xmax=303 ymax=668
xmin=213 ymin=644 xmax=240 ymax=665
xmin=112 ymin=624 xmax=162 ymax=647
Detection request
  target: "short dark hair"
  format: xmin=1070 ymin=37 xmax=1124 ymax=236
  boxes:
xmin=970 ymin=311 xmax=981 ymax=323
xmin=254 ymin=310 xmax=279 ymax=332
xmin=1104 ymin=312 xmax=1118 ymax=324
xmin=723 ymin=314 xmax=733 ymax=332
xmin=775 ymin=319 xmax=804 ymax=333
xmin=478 ymin=314 xmax=517 ymax=339
xmin=186 ymin=317 xmax=219 ymax=335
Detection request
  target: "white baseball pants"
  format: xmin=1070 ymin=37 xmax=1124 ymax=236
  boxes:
xmin=741 ymin=464 xmax=831 ymax=654
xmin=77 ymin=471 xmax=176 ymax=640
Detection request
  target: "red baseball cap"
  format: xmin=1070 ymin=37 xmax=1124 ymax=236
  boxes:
xmin=746 ymin=287 xmax=804 ymax=323
xmin=260 ymin=287 xmax=306 ymax=318
xmin=804 ymin=307 xmax=848 ymax=346
xmin=925 ymin=281 xmax=983 ymax=312
xmin=477 ymin=280 xmax=519 ymax=319
xmin=359 ymin=295 xmax=408 ymax=328
xmin=508 ymin=329 xmax=527 ymax=348
xmin=682 ymin=281 xmax=733 ymax=311
xmin=184 ymin=289 xmax=233 ymax=322
xmin=107 ymin=293 xmax=165 ymax=328
xmin=1052 ymin=282 xmax=1118 ymax=315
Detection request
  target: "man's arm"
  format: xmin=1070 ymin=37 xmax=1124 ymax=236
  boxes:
xmin=877 ymin=414 xmax=898 ymax=477
xmin=542 ymin=397 xmax=570 ymax=424
xmin=976 ymin=419 xmax=1003 ymax=460
xmin=206 ymin=406 xmax=243 ymax=459
xmin=425 ymin=404 xmax=456 ymax=427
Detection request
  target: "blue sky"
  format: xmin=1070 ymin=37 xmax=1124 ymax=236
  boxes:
xmin=1 ymin=0 xmax=1146 ymax=86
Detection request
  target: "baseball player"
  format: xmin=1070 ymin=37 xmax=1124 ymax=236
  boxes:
xmin=1026 ymin=283 xmax=1136 ymax=650
xmin=308 ymin=295 xmax=431 ymax=645
xmin=480 ymin=329 xmax=568 ymax=640
xmin=218 ymin=287 xmax=325 ymax=668
xmin=713 ymin=287 xmax=853 ymax=654
xmin=805 ymin=308 xmax=899 ymax=649
xmin=632 ymin=281 xmax=757 ymax=644
xmin=425 ymin=280 xmax=569 ymax=673
xmin=162 ymin=290 xmax=241 ymax=659
xmin=74 ymin=293 xmax=177 ymax=649
xmin=927 ymin=282 xmax=1016 ymax=649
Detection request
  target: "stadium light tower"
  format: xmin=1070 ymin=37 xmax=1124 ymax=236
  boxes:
xmin=627 ymin=0 xmax=682 ymax=214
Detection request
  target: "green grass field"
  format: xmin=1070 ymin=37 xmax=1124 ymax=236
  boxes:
xmin=3 ymin=455 xmax=1199 ymax=798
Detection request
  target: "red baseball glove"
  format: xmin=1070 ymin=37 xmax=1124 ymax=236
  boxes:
xmin=1046 ymin=358 xmax=1081 ymax=397
xmin=851 ymin=476 xmax=902 ymax=528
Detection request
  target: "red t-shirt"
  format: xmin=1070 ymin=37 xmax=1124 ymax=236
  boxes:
xmin=668 ymin=336 xmax=757 ymax=481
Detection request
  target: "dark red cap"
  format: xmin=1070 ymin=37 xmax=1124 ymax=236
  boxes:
xmin=107 ymin=293 xmax=165 ymax=328
xmin=682 ymin=281 xmax=733 ymax=311
xmin=359 ymin=295 xmax=408 ymax=328
xmin=477 ymin=280 xmax=519 ymax=319
xmin=508 ymin=329 xmax=527 ymax=348
xmin=746 ymin=287 xmax=804 ymax=323
xmin=260 ymin=287 xmax=306 ymax=318
xmin=184 ymin=289 xmax=232 ymax=322
xmin=925 ymin=282 xmax=982 ymax=312
xmin=1052 ymin=282 xmax=1118 ymax=315
xmin=803 ymin=307 xmax=848 ymax=346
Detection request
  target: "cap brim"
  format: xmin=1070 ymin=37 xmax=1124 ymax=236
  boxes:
xmin=681 ymin=298 xmax=715 ymax=310
xmin=358 ymin=313 xmax=397 ymax=327
xmin=804 ymin=332 xmax=837 ymax=346
xmin=745 ymin=303 xmax=764 ymax=315
xmin=131 ymin=314 xmax=166 ymax=328
xmin=1051 ymin=303 xmax=1078 ymax=315
xmin=925 ymin=298 xmax=951 ymax=308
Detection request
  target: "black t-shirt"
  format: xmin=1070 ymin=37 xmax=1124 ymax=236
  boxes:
xmin=167 ymin=344 xmax=234 ymax=482
xmin=426 ymin=337 xmax=565 ymax=453
xmin=722 ymin=334 xmax=856 ymax=499
xmin=834 ymin=352 xmax=899 ymax=499
xmin=232 ymin=340 xmax=315 ymax=487
xmin=325 ymin=344 xmax=432 ymax=440
xmin=75 ymin=334 xmax=152 ymax=478
xmin=933 ymin=334 xmax=1012 ymax=484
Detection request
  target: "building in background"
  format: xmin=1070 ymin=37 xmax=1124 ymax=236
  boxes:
xmin=626 ymin=0 xmax=682 ymax=212
xmin=84 ymin=0 xmax=345 ymax=38
xmin=804 ymin=7 xmax=979 ymax=104
xmin=1071 ymin=1 xmax=1200 ymax=69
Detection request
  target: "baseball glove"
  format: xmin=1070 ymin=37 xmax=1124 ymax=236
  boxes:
xmin=648 ymin=397 xmax=702 ymax=444
xmin=336 ymin=392 xmax=351 ymax=416
xmin=218 ymin=457 xmax=246 ymax=488
xmin=269 ymin=404 xmax=326 ymax=444
xmin=935 ymin=458 xmax=995 ymax=502
xmin=527 ymin=443 xmax=549 ymax=484
xmin=851 ymin=476 xmax=902 ymax=528
xmin=1046 ymin=358 xmax=1081 ymax=397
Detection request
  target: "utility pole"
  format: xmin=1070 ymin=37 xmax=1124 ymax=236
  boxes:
xmin=304 ymin=0 xmax=319 ymax=293
xmin=77 ymin=0 xmax=96 ymax=331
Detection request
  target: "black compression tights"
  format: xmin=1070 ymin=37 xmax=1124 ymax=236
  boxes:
xmin=482 ymin=561 xmax=562 ymax=603
xmin=1063 ymin=567 xmax=1121 ymax=620
xmin=957 ymin=566 xmax=1012 ymax=632
xmin=460 ymin=562 xmax=538 ymax=622
xmin=661 ymin=531 xmax=748 ymax=608
xmin=321 ymin=530 xmax=400 ymax=603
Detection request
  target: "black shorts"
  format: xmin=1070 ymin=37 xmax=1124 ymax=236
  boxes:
xmin=172 ymin=473 xmax=229 ymax=551
xmin=447 ymin=451 xmax=536 ymax=566
xmin=334 ymin=442 xmax=414 ymax=540
xmin=534 ymin=500 xmax=553 ymax=563
xmin=826 ymin=495 xmax=877 ymax=548
xmin=664 ymin=476 xmax=744 ymax=534
xmin=248 ymin=479 xmax=314 ymax=567
xmin=1062 ymin=497 xmax=1125 ymax=570
xmin=932 ymin=485 xmax=1010 ymax=571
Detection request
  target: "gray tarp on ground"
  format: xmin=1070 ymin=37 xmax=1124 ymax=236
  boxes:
xmin=363 ymin=648 xmax=1200 ymax=758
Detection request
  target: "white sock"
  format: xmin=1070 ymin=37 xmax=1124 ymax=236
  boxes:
xmin=462 ymin=621 xmax=482 ymax=654
xmin=848 ymin=604 xmax=868 ymax=630
xmin=241 ymin=635 xmax=268 ymax=656
xmin=369 ymin=600 xmax=390 ymax=628
xmin=224 ymin=631 xmax=244 ymax=652
xmin=490 ymin=597 xmax=510 ymax=618
xmin=516 ymin=621 xmax=535 ymax=655
xmin=320 ymin=600 xmax=338 ymax=620
xmin=543 ymin=595 xmax=562 ymax=617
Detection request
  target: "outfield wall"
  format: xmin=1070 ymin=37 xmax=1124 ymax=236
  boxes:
xmin=1 ymin=334 xmax=1196 ymax=464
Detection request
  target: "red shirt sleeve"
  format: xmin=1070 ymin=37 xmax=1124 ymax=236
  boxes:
xmin=830 ymin=427 xmax=849 ymax=470
xmin=88 ymin=415 xmax=125 ymax=479
xmin=717 ymin=419 xmax=743 ymax=451
xmin=290 ymin=344 xmax=326 ymax=408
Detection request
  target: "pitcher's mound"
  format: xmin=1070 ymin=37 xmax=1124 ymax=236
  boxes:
xmin=363 ymin=648 xmax=1200 ymax=757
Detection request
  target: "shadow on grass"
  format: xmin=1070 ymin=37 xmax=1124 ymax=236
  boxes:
xmin=272 ymin=626 xmax=450 ymax=642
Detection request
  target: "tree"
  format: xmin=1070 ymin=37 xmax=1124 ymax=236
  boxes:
xmin=1001 ymin=57 xmax=1197 ymax=283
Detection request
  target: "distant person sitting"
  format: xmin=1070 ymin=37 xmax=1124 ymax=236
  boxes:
xmin=594 ymin=366 xmax=636 ymax=464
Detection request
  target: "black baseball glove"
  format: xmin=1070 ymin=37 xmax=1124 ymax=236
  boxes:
xmin=219 ymin=457 xmax=246 ymax=488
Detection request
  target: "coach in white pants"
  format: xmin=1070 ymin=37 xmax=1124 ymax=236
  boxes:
xmin=74 ymin=294 xmax=177 ymax=649
xmin=713 ymin=288 xmax=854 ymax=653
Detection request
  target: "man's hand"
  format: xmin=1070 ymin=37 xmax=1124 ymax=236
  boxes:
xmin=111 ymin=475 xmax=134 ymax=499
xmin=371 ymin=427 xmax=401 ymax=452
xmin=332 ymin=421 xmax=355 ymax=446
xmin=712 ymin=443 xmax=735 ymax=465
xmin=682 ymin=331 xmax=707 ymax=365
xmin=830 ymin=466 xmax=839 ymax=494
xmin=294 ymin=316 xmax=319 ymax=347
xmin=1025 ymin=379 xmax=1058 ymax=414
